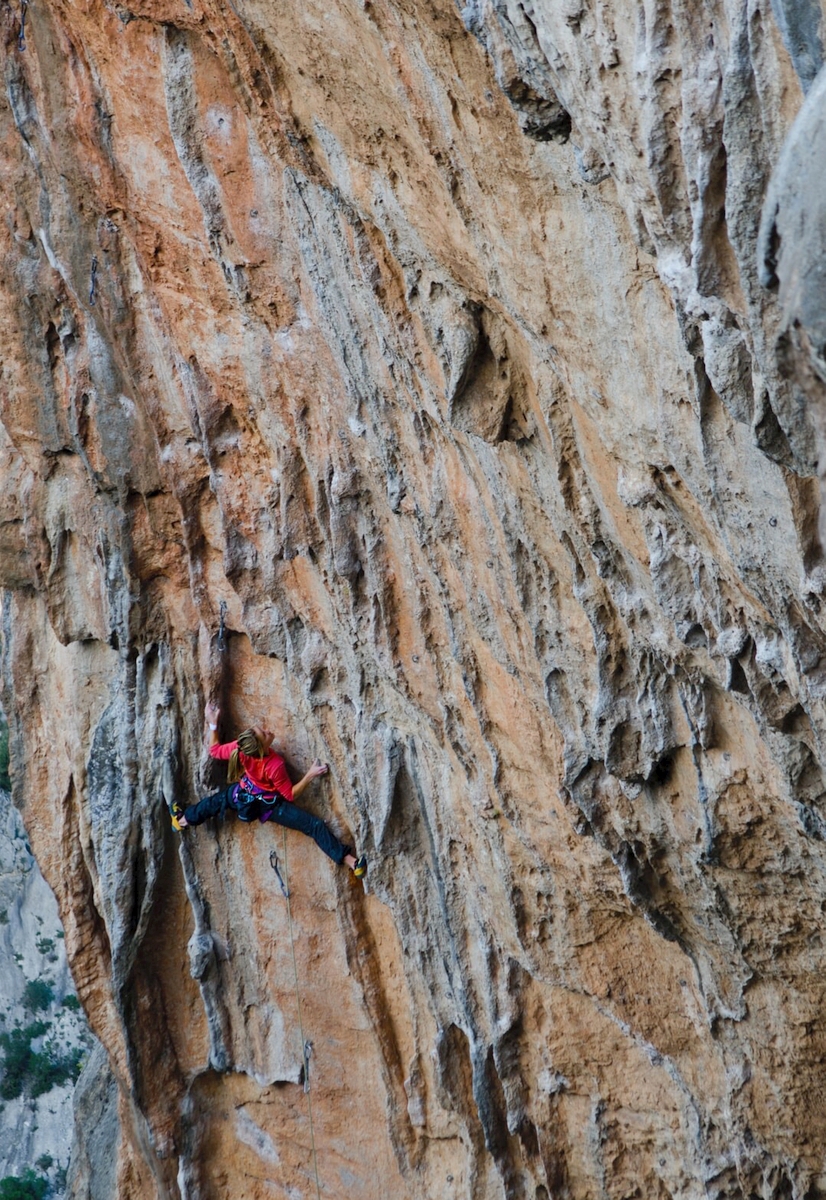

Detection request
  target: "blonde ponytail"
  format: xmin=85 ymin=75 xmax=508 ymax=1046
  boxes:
xmin=227 ymin=749 xmax=242 ymax=783
xmin=228 ymin=728 xmax=264 ymax=782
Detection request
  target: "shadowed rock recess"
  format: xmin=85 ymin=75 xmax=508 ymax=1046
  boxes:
xmin=1 ymin=0 xmax=826 ymax=1196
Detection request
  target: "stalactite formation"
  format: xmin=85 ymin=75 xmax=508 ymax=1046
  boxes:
xmin=1 ymin=0 xmax=826 ymax=1196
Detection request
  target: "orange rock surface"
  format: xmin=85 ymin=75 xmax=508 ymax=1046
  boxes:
xmin=1 ymin=0 xmax=826 ymax=1196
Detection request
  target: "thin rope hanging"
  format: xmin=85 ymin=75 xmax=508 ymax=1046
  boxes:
xmin=274 ymin=832 xmax=323 ymax=1200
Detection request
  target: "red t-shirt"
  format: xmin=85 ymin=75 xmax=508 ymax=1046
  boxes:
xmin=209 ymin=741 xmax=294 ymax=802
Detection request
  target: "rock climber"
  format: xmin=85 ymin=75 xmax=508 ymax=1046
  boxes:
xmin=170 ymin=702 xmax=367 ymax=877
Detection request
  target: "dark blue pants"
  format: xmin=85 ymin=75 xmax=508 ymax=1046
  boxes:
xmin=183 ymin=785 xmax=236 ymax=826
xmin=183 ymin=787 xmax=349 ymax=864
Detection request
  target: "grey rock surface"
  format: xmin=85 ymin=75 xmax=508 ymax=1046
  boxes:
xmin=0 ymin=788 xmax=93 ymax=1194
xmin=64 ymin=1044 xmax=119 ymax=1200
xmin=1 ymin=0 xmax=826 ymax=1197
xmin=760 ymin=62 xmax=826 ymax=544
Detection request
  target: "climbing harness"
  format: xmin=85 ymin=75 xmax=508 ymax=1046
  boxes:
xmin=89 ymin=256 xmax=98 ymax=306
xmin=17 ymin=0 xmax=26 ymax=51
xmin=277 ymin=828 xmax=323 ymax=1200
xmin=217 ymin=600 xmax=227 ymax=652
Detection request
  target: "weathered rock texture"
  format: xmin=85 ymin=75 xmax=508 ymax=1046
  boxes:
xmin=1 ymin=0 xmax=826 ymax=1196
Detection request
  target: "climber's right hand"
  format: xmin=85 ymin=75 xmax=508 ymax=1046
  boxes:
xmin=205 ymin=701 xmax=221 ymax=727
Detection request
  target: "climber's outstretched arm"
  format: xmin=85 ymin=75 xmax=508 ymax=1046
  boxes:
xmin=292 ymin=759 xmax=329 ymax=800
xmin=205 ymin=701 xmax=221 ymax=749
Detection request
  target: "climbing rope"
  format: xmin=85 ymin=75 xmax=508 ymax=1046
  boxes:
xmin=275 ymin=830 xmax=323 ymax=1200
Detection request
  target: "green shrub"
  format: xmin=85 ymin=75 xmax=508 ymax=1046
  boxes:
xmin=0 ymin=1022 xmax=48 ymax=1099
xmin=33 ymin=1158 xmax=51 ymax=1174
xmin=0 ymin=1021 xmax=82 ymax=1099
xmin=29 ymin=1045 xmax=83 ymax=1097
xmin=0 ymin=1170 xmax=48 ymax=1200
xmin=22 ymin=981 xmax=53 ymax=1013
xmin=34 ymin=938 xmax=54 ymax=957
xmin=61 ymin=995 xmax=80 ymax=1013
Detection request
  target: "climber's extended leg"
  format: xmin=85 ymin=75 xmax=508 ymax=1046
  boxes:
xmin=269 ymin=799 xmax=353 ymax=865
xmin=173 ymin=784 xmax=237 ymax=830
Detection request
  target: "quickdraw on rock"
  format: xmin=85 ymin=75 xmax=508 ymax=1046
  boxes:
xmin=17 ymin=0 xmax=27 ymax=51
xmin=217 ymin=599 xmax=227 ymax=652
xmin=89 ymin=255 xmax=98 ymax=306
xmin=269 ymin=847 xmax=289 ymax=899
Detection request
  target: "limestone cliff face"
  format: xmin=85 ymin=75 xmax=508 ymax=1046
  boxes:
xmin=1 ymin=0 xmax=826 ymax=1196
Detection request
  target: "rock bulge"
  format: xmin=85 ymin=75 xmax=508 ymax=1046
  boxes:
xmin=1 ymin=0 xmax=826 ymax=1196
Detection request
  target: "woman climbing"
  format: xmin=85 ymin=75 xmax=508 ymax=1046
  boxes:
xmin=171 ymin=702 xmax=367 ymax=877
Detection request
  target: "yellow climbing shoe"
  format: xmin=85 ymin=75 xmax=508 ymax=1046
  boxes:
xmin=352 ymin=854 xmax=367 ymax=878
